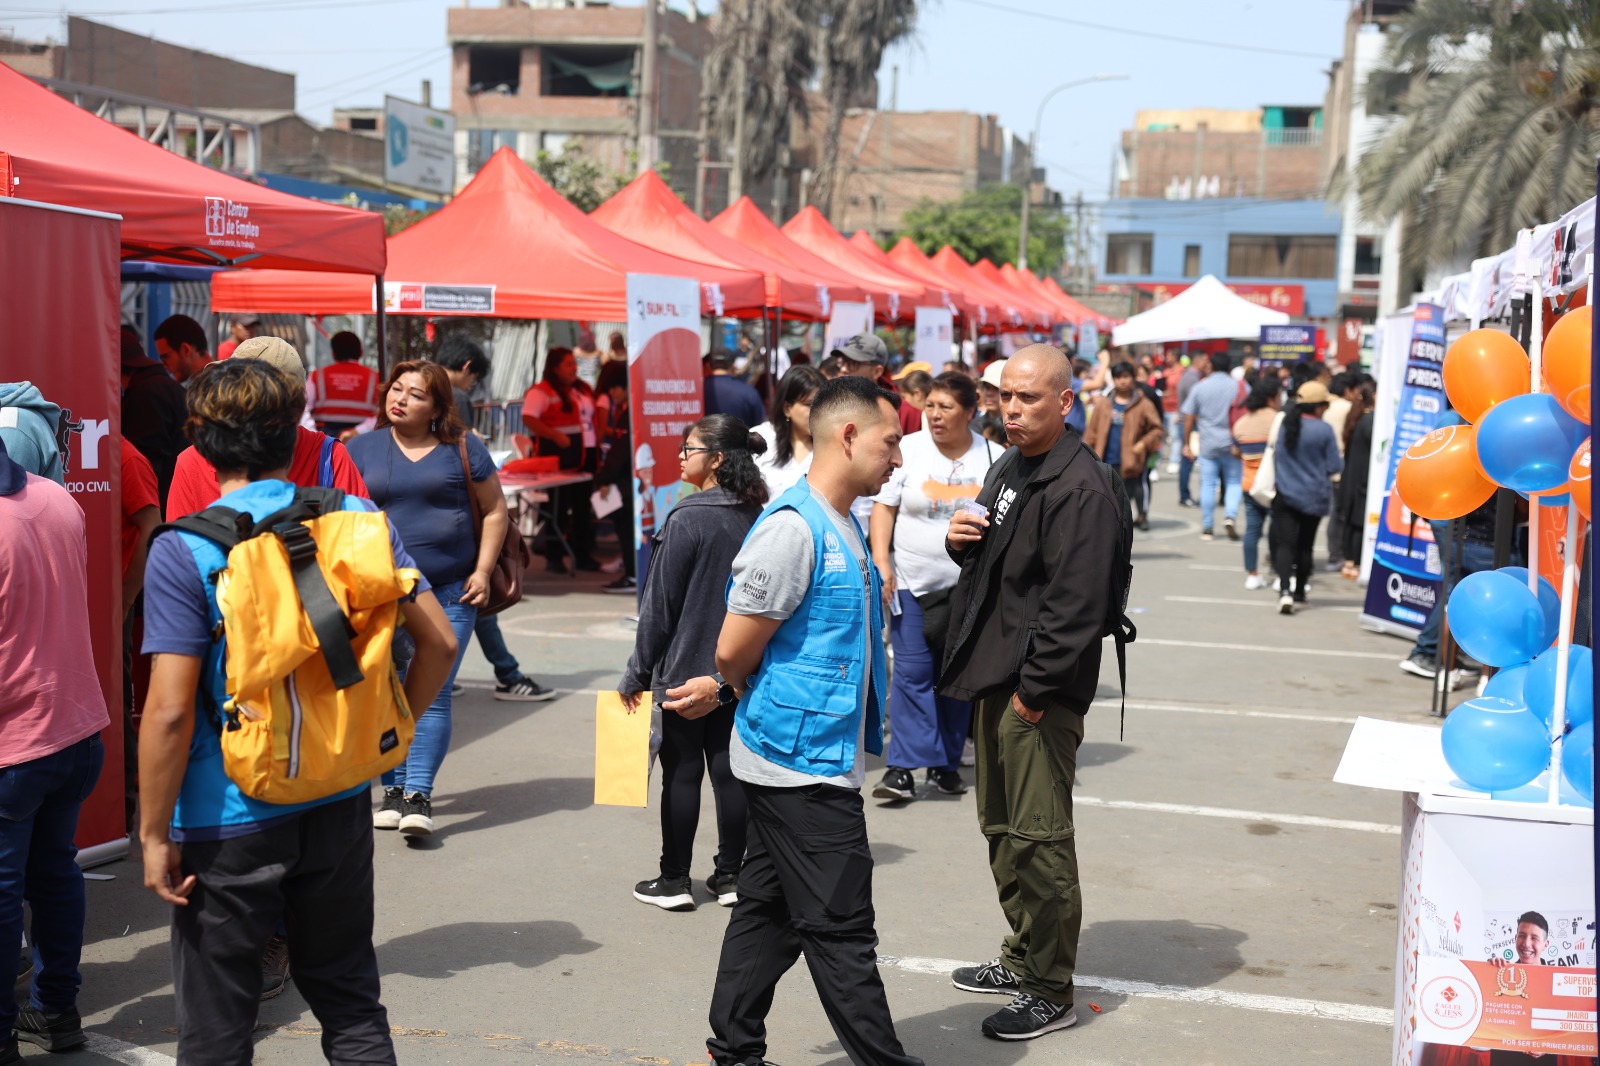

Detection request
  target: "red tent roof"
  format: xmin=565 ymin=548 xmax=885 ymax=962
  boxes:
xmin=973 ymin=259 xmax=1052 ymax=327
xmin=932 ymin=248 xmax=1038 ymax=329
xmin=1045 ymin=277 xmax=1118 ymax=331
xmin=1002 ymin=262 xmax=1078 ymax=323
xmin=781 ymin=207 xmax=926 ymax=317
xmin=0 ymin=63 xmax=384 ymax=274
xmin=593 ymin=170 xmax=831 ymax=320
xmin=213 ymin=148 xmax=766 ymax=318
xmin=708 ymin=197 xmax=875 ymax=310
xmin=883 ymin=237 xmax=998 ymax=324
xmin=847 ymin=229 xmax=972 ymax=320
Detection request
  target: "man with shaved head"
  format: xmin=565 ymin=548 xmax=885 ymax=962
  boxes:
xmin=938 ymin=343 xmax=1123 ymax=1042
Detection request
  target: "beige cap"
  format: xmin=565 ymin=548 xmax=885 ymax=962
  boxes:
xmin=980 ymin=359 xmax=1007 ymax=389
xmin=231 ymin=335 xmax=306 ymax=386
xmin=1295 ymin=380 xmax=1330 ymax=405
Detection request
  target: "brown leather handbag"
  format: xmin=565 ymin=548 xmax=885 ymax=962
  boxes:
xmin=459 ymin=440 xmax=532 ymax=616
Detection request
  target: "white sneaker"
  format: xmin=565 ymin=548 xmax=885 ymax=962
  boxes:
xmin=961 ymin=737 xmax=976 ymax=767
xmin=1278 ymin=594 xmax=1295 ymax=615
xmin=1165 ymin=462 xmax=1179 ymax=474
xmin=1244 ymin=573 xmax=1264 ymax=591
xmin=1149 ymin=470 xmax=1161 ymax=483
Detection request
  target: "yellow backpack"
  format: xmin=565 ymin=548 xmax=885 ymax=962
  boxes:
xmin=155 ymin=487 xmax=421 ymax=805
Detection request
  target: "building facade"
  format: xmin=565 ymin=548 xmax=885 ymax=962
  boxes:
xmin=1115 ymin=105 xmax=1324 ymax=202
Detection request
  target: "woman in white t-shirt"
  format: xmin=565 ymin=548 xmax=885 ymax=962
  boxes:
xmin=868 ymin=371 xmax=995 ymax=802
xmin=521 ymin=346 xmax=600 ymax=571
xmin=753 ymin=365 xmax=825 ymax=499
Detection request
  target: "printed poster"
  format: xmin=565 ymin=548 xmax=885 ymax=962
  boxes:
xmin=627 ymin=273 xmax=703 ymax=586
xmin=914 ymin=306 xmax=954 ymax=366
xmin=1259 ymin=324 xmax=1316 ymax=373
xmin=1361 ymin=303 xmax=1447 ymax=638
xmin=825 ymin=301 xmax=872 ymax=357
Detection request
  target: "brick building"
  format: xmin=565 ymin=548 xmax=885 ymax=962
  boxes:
xmin=1115 ymin=105 xmax=1325 ymax=202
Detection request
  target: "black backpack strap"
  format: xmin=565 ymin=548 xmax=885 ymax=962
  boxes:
xmin=147 ymin=506 xmax=250 ymax=555
xmin=261 ymin=487 xmax=364 ymax=690
xmin=1115 ymin=615 xmax=1137 ymax=741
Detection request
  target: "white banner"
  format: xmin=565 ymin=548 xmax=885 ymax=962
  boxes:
xmin=914 ymin=306 xmax=954 ymax=365
xmin=384 ymin=96 xmax=456 ymax=196
xmin=825 ymin=301 xmax=872 ymax=357
xmin=1358 ymin=309 xmax=1416 ymax=594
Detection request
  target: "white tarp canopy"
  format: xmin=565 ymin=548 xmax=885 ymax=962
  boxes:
xmin=1424 ymin=197 xmax=1595 ymax=323
xmin=1111 ymin=274 xmax=1291 ymax=346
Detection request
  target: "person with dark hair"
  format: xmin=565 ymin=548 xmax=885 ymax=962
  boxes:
xmin=1503 ymin=912 xmax=1550 ymax=966
xmin=120 ymin=327 xmax=188 ymax=505
xmin=1268 ymin=380 xmax=1343 ymax=615
xmin=891 ymin=364 xmax=934 ymax=434
xmin=1232 ymin=377 xmax=1284 ymax=590
xmin=1181 ymin=351 xmax=1243 ymax=540
xmin=594 ymin=360 xmax=639 ymax=594
xmin=216 ymin=314 xmax=261 ymax=360
xmin=620 ymin=415 xmax=768 ymax=911
xmin=1333 ymin=381 xmax=1375 ymax=582
xmin=753 ymin=365 xmax=825 ymax=498
xmin=138 ymin=358 xmax=457 ymax=1063
xmin=870 ymin=371 xmax=995 ymax=802
xmin=708 ymin=374 xmax=921 ymax=1066
xmin=308 ymin=331 xmax=380 ymax=438
xmin=346 ymin=360 xmax=510 ymax=834
xmin=522 ymin=347 xmax=600 ymax=572
xmin=153 ymin=315 xmax=212 ymax=386
xmin=704 ymin=350 xmax=767 ymax=428
xmin=435 ymin=334 xmax=492 ymax=430
xmin=1083 ymin=361 xmax=1164 ymax=531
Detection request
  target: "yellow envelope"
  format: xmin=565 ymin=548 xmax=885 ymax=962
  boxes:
xmin=594 ymin=690 xmax=651 ymax=807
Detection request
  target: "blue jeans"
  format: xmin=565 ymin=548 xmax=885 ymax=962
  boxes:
xmin=473 ymin=614 xmax=522 ymax=685
xmin=885 ymin=589 xmax=972 ymax=773
xmin=1197 ymin=452 xmax=1242 ymax=532
xmin=383 ymin=580 xmax=476 ymax=797
xmin=1242 ymin=495 xmax=1270 ymax=573
xmin=1166 ymin=413 xmax=1194 ymax=501
xmin=1413 ymin=524 xmax=1500 ymax=660
xmin=0 ymin=735 xmax=104 ymax=1033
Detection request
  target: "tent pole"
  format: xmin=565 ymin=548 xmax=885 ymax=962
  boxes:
xmin=375 ymin=274 xmax=388 ymax=379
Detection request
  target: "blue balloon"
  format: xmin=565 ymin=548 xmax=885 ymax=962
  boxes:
xmin=1483 ymin=662 xmax=1531 ymax=704
xmin=1562 ymin=721 xmax=1594 ymax=802
xmin=1441 ymin=697 xmax=1552 ymax=792
xmin=1498 ymin=566 xmax=1562 ymax=647
xmin=1447 ymin=571 xmax=1548 ymax=667
xmin=1523 ymin=645 xmax=1595 ymax=730
xmin=1475 ymin=393 xmax=1588 ymax=492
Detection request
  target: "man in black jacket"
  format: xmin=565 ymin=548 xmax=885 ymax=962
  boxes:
xmin=938 ymin=343 xmax=1121 ymax=1042
xmin=119 ymin=329 xmax=186 ymax=508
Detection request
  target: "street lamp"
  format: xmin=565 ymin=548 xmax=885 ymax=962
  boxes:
xmin=1017 ymin=73 xmax=1129 ymax=272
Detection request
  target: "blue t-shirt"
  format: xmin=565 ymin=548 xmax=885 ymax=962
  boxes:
xmin=703 ymin=374 xmax=768 ymax=430
xmin=141 ymin=480 xmax=430 ymax=841
xmin=1105 ymin=397 xmax=1129 ymax=467
xmin=1181 ymin=372 xmax=1242 ymax=457
xmin=345 ymin=429 xmax=496 ymax=586
xmin=1065 ymin=377 xmax=1087 ymax=434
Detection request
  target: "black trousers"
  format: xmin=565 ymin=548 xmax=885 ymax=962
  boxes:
xmin=1122 ymin=472 xmax=1148 ymax=520
xmin=170 ymin=793 xmax=394 ymax=1066
xmin=657 ymin=702 xmax=746 ymax=880
xmin=1269 ymin=497 xmax=1322 ymax=600
xmin=707 ymin=782 xmax=922 ymax=1066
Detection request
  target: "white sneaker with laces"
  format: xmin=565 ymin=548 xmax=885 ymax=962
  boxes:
xmin=1244 ymin=573 xmax=1264 ymax=591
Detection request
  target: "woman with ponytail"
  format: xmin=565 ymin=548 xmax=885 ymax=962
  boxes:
xmin=1268 ymin=380 xmax=1343 ymax=615
xmin=619 ymin=415 xmax=769 ymax=912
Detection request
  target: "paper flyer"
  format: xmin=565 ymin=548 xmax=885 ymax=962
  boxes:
xmin=594 ymin=690 xmax=651 ymax=807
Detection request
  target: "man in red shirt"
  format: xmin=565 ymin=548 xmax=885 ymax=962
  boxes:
xmin=166 ymin=338 xmax=368 ymax=519
xmin=309 ymin=332 xmax=380 ymax=438
xmin=120 ymin=439 xmax=160 ymax=622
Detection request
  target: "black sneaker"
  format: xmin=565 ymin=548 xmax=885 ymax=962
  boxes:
xmin=373 ymin=786 xmax=404 ymax=830
xmin=1399 ymin=651 xmax=1440 ymax=678
xmin=602 ymin=576 xmax=637 ymax=595
xmin=633 ymin=876 xmax=696 ymax=912
xmin=982 ymin=992 xmax=1077 ymax=1041
xmin=872 ymin=767 xmax=916 ymax=802
xmin=451 ymin=682 xmax=465 ymax=697
xmin=15 ymin=1004 xmax=87 ymax=1051
xmin=931 ymin=770 xmax=968 ymax=795
xmin=1224 ymin=516 xmax=1239 ymax=541
xmin=951 ymin=957 xmax=1022 ymax=995
xmin=706 ymin=870 xmax=739 ymax=907
xmin=259 ymin=935 xmax=291 ymax=1002
xmin=399 ymin=792 xmax=434 ymax=836
xmin=495 ymin=677 xmax=557 ymax=702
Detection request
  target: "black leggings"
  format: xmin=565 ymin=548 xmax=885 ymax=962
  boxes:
xmin=657 ymin=701 xmax=747 ymax=881
xmin=1270 ymin=498 xmax=1322 ymax=599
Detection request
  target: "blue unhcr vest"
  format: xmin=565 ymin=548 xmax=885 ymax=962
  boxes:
xmin=729 ymin=480 xmax=887 ymax=778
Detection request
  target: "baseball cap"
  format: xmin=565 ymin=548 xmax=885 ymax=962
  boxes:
xmin=1295 ymin=381 xmax=1330 ymax=405
xmin=832 ymin=334 xmax=888 ymax=365
xmin=892 ymin=361 xmax=932 ymax=380
xmin=635 ymin=443 xmax=655 ymax=470
xmin=231 ymin=336 xmax=307 ymax=386
xmin=120 ymin=329 xmax=161 ymax=369
xmin=980 ymin=359 xmax=1007 ymax=389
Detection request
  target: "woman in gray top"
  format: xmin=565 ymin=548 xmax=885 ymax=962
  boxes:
xmin=1268 ymin=380 xmax=1344 ymax=615
xmin=620 ymin=415 xmax=768 ymax=912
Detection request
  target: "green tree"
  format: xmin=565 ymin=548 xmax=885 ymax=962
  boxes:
xmin=705 ymin=0 xmax=815 ymax=191
xmin=894 ymin=184 xmax=1069 ymax=274
xmin=529 ymin=139 xmax=640 ymax=212
xmin=1353 ymin=0 xmax=1600 ymax=281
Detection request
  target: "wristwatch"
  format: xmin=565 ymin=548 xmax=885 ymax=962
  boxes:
xmin=712 ymin=671 xmax=738 ymax=706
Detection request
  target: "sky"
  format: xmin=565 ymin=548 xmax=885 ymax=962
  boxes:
xmin=0 ymin=0 xmax=1356 ymax=203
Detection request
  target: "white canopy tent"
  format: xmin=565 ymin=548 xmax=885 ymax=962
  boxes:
xmin=1111 ymin=274 xmax=1291 ymax=346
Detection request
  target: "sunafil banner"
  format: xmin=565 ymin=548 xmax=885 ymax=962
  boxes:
xmin=1361 ymin=303 xmax=1447 ymax=638
xmin=627 ymin=273 xmax=703 ymax=585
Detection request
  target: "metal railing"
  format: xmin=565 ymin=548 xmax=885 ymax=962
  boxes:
xmin=1264 ymin=127 xmax=1321 ymax=148
xmin=36 ymin=77 xmax=261 ymax=173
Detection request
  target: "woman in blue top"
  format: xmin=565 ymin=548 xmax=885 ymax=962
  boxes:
xmin=1268 ymin=380 xmax=1344 ymax=615
xmin=346 ymin=360 xmax=510 ymax=835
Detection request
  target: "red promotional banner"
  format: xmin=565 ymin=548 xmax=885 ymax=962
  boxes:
xmin=0 ymin=198 xmax=125 ymax=860
xmin=1133 ymin=280 xmax=1306 ymax=316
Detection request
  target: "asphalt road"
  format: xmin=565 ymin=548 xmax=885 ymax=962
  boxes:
xmin=59 ymin=474 xmax=1436 ymax=1065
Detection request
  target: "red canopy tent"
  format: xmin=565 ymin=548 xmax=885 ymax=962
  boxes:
xmin=1002 ymin=263 xmax=1085 ymax=327
xmin=212 ymin=147 xmax=765 ymax=319
xmin=933 ymin=247 xmax=1042 ymax=329
xmin=709 ymin=197 xmax=878 ymax=310
xmin=973 ymin=259 xmax=1053 ymax=327
xmin=780 ymin=206 xmax=926 ymax=319
xmin=881 ymin=236 xmax=1001 ymax=325
xmin=592 ymin=170 xmax=834 ymax=320
xmin=0 ymin=63 xmax=384 ymax=274
xmin=849 ymin=231 xmax=975 ymax=321
xmin=1045 ymin=277 xmax=1118 ymax=332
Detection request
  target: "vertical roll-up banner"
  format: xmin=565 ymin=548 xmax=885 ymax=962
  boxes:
xmin=1361 ymin=303 xmax=1448 ymax=638
xmin=914 ymin=306 xmax=953 ymax=366
xmin=627 ymin=274 xmax=704 ymax=584
xmin=825 ymin=301 xmax=872 ymax=356
xmin=0 ymin=198 xmax=125 ymax=863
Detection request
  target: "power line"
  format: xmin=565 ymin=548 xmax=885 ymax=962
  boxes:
xmin=948 ymin=0 xmax=1337 ymax=60
xmin=298 ymin=48 xmax=446 ymax=109
xmin=0 ymin=0 xmax=423 ymax=18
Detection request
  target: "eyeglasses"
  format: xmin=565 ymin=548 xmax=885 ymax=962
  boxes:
xmin=680 ymin=445 xmax=713 ymax=459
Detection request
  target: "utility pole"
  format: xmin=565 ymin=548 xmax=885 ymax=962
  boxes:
xmin=1073 ymin=191 xmax=1085 ymax=292
xmin=694 ymin=91 xmax=709 ymax=216
xmin=638 ymin=0 xmax=659 ymax=170
xmin=1017 ymin=74 xmax=1129 ymax=272
xmin=876 ymin=65 xmax=896 ymax=240
xmin=729 ymin=44 xmax=747 ymax=203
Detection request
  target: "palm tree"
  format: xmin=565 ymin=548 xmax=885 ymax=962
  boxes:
xmin=704 ymin=0 xmax=816 ymax=197
xmin=1353 ymin=0 xmax=1600 ymax=282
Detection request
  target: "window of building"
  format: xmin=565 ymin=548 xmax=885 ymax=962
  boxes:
xmin=467 ymin=46 xmax=521 ymax=96
xmin=1106 ymin=233 xmax=1154 ymax=276
xmin=467 ymin=129 xmax=521 ymax=172
xmin=349 ymin=116 xmax=378 ymax=132
xmin=542 ymin=45 xmax=636 ymax=98
xmin=1227 ymin=234 xmax=1337 ymax=279
xmin=541 ymin=132 xmax=571 ymax=154
xmin=1183 ymin=244 xmax=1201 ymax=278
xmin=1354 ymin=236 xmax=1382 ymax=277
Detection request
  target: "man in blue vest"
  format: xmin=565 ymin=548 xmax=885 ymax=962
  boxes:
xmin=707 ymin=375 xmax=922 ymax=1066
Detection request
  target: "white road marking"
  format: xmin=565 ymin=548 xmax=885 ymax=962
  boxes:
xmin=1186 ymin=563 xmax=1245 ymax=572
xmin=1136 ymin=637 xmax=1399 ymax=661
xmin=1162 ymin=595 xmax=1360 ymax=613
xmin=875 ymin=956 xmax=1392 ymax=1026
xmin=84 ymin=1034 xmax=176 ymax=1065
xmin=1075 ymin=795 xmax=1399 ymax=834
xmin=1089 ymin=698 xmax=1363 ymax=725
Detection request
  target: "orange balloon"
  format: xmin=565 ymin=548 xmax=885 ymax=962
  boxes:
xmin=1543 ymin=306 xmax=1591 ymax=423
xmin=1571 ymin=437 xmax=1592 ymax=520
xmin=1395 ymin=423 xmax=1497 ymax=520
xmin=1443 ymin=329 xmax=1530 ymax=423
